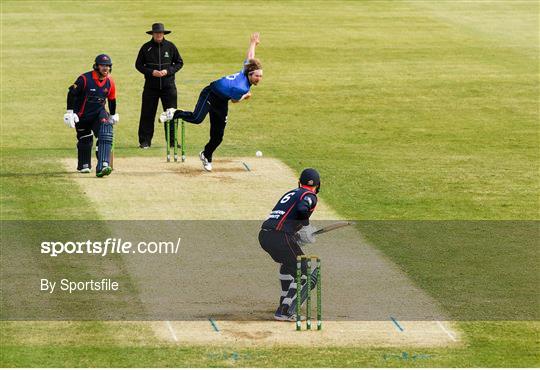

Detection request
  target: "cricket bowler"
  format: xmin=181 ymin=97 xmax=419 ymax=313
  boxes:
xmin=160 ymin=32 xmax=262 ymax=171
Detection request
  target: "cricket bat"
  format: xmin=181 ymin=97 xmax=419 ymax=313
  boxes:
xmin=313 ymin=221 xmax=356 ymax=235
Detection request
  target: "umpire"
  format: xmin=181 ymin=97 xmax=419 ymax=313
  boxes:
xmin=136 ymin=23 xmax=183 ymax=148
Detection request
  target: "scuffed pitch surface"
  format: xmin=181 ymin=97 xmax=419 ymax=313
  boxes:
xmin=63 ymin=156 xmax=460 ymax=347
xmin=63 ymin=156 xmax=339 ymax=220
xmin=153 ymin=321 xmax=458 ymax=347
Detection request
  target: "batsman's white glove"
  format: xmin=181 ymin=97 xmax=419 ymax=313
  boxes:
xmin=296 ymin=224 xmax=317 ymax=246
xmin=63 ymin=110 xmax=79 ymax=128
xmin=109 ymin=113 xmax=120 ymax=125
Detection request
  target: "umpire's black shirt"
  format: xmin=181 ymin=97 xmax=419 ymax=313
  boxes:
xmin=135 ymin=38 xmax=183 ymax=89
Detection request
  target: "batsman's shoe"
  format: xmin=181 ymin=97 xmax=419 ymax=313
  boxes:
xmin=274 ymin=312 xmax=304 ymax=322
xmin=96 ymin=164 xmax=112 ymax=178
xmin=274 ymin=307 xmax=304 ymax=322
xmin=78 ymin=164 xmax=91 ymax=173
xmin=199 ymin=151 xmax=212 ymax=172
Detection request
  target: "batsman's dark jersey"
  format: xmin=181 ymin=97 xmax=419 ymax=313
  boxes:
xmin=68 ymin=71 xmax=116 ymax=120
xmin=261 ymin=187 xmax=318 ymax=234
xmin=259 ymin=187 xmax=318 ymax=275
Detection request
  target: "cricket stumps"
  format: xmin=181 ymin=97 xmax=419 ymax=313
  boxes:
xmin=181 ymin=118 xmax=186 ymax=162
xmin=165 ymin=119 xmax=185 ymax=162
xmin=296 ymin=255 xmax=322 ymax=331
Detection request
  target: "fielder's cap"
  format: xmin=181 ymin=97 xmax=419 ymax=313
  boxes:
xmin=147 ymin=23 xmax=171 ymax=35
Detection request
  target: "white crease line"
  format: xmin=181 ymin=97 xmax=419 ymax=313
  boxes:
xmin=436 ymin=320 xmax=457 ymax=342
xmin=165 ymin=320 xmax=178 ymax=342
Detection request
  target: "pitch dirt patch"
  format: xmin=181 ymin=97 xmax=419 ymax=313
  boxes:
xmin=62 ymin=156 xmax=460 ymax=347
xmin=62 ymin=156 xmax=338 ymax=220
xmin=153 ymin=320 xmax=458 ymax=347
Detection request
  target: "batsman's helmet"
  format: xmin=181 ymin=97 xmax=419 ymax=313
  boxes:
xmin=299 ymin=168 xmax=321 ymax=193
xmin=93 ymin=54 xmax=113 ymax=72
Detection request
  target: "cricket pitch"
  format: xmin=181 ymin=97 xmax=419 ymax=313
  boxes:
xmin=61 ymin=156 xmax=460 ymax=347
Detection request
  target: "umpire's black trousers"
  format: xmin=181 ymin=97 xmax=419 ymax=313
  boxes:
xmin=138 ymin=86 xmax=177 ymax=146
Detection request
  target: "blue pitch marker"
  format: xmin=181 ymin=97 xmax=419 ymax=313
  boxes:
xmin=390 ymin=316 xmax=404 ymax=332
xmin=208 ymin=318 xmax=220 ymax=332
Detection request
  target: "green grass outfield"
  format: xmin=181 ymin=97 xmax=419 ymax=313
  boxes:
xmin=1 ymin=0 xmax=539 ymax=367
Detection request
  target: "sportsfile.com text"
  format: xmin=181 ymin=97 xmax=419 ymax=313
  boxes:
xmin=40 ymin=238 xmax=181 ymax=257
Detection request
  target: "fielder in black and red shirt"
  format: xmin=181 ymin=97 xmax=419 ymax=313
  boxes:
xmin=64 ymin=54 xmax=119 ymax=177
xmin=259 ymin=168 xmax=320 ymax=321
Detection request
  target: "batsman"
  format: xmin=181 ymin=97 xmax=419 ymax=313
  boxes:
xmin=259 ymin=168 xmax=321 ymax=321
xmin=64 ymin=54 xmax=119 ymax=177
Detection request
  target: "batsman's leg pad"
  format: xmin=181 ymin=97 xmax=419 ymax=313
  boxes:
xmin=77 ymin=133 xmax=93 ymax=170
xmin=279 ymin=265 xmax=294 ymax=306
xmin=280 ymin=280 xmax=298 ymax=313
xmin=281 ymin=273 xmax=306 ymax=314
xmin=287 ymin=268 xmax=318 ymax=315
xmin=97 ymin=123 xmax=113 ymax=171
